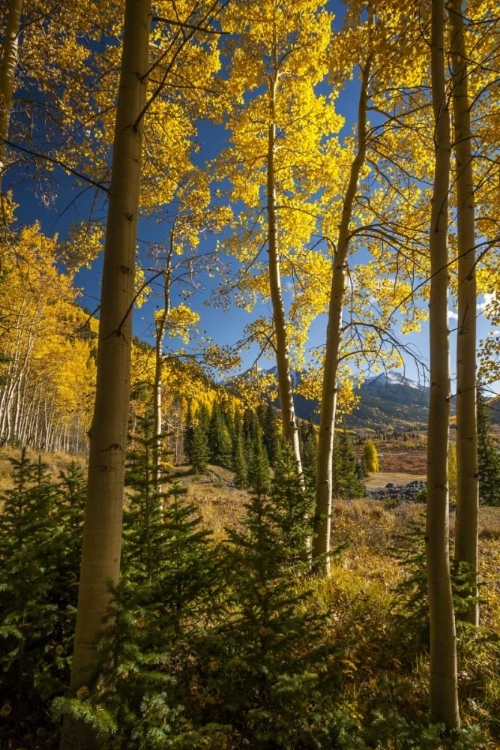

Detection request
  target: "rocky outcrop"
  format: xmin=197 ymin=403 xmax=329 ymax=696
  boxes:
xmin=367 ymin=479 xmax=426 ymax=502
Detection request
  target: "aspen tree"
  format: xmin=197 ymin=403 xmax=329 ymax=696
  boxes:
xmin=218 ymin=0 xmax=340 ymax=476
xmin=60 ymin=0 xmax=151 ymax=746
xmin=266 ymin=85 xmax=303 ymax=476
xmin=0 ymin=223 xmax=96 ymax=451
xmin=426 ymin=0 xmax=460 ymax=728
xmin=363 ymin=439 xmax=379 ymax=473
xmin=449 ymin=0 xmax=479 ymax=626
xmin=0 ymin=0 xmax=22 ymax=195
xmin=150 ymin=176 xmax=228 ymax=491
xmin=0 ymin=0 xmax=122 ymax=198
xmin=312 ymin=51 xmax=371 ymax=571
xmin=311 ymin=0 xmax=436 ymax=571
xmin=152 ymin=236 xmax=174 ymax=492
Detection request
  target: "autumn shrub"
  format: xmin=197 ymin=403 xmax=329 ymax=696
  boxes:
xmin=310 ymin=534 xmax=493 ymax=749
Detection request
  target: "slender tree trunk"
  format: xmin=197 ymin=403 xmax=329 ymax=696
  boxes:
xmin=426 ymin=0 xmax=460 ymax=729
xmin=449 ymin=0 xmax=479 ymax=626
xmin=153 ymin=233 xmax=173 ymax=492
xmin=12 ymin=375 xmax=23 ymax=439
xmin=0 ymin=0 xmax=22 ymax=194
xmin=267 ymin=93 xmax=302 ymax=476
xmin=312 ymin=57 xmax=371 ymax=573
xmin=60 ymin=0 xmax=151 ymax=747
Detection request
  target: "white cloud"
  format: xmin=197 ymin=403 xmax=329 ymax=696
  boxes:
xmin=448 ymin=309 xmax=459 ymax=321
xmin=477 ymin=293 xmax=495 ymax=314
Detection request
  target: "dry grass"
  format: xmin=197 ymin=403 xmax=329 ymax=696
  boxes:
xmin=174 ymin=464 xmax=248 ymax=539
xmin=364 ymin=471 xmax=427 ymax=489
xmin=478 ymin=507 xmax=500 ymax=539
xmin=0 ymin=444 xmax=87 ymax=493
xmin=355 ymin=435 xmax=427 ymax=474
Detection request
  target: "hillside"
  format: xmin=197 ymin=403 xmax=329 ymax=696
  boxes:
xmin=487 ymin=395 xmax=500 ymax=424
xmin=287 ymin=371 xmax=432 ymax=432
xmin=344 ymin=373 xmax=431 ymax=432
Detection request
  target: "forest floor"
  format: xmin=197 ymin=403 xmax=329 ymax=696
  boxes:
xmin=2 ymin=440 xmax=499 ymax=539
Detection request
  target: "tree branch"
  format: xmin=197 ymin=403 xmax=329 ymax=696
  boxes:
xmin=0 ymin=137 xmax=109 ymax=193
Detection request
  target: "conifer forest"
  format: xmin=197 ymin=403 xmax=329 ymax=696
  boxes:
xmin=2 ymin=0 xmax=500 ymax=748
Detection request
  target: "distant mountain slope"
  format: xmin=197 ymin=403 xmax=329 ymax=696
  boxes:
xmin=241 ymin=368 xmax=497 ymax=433
xmin=486 ymin=395 xmax=500 ymax=425
xmin=344 ymin=373 xmax=430 ymax=432
xmin=269 ymin=370 xmax=431 ymax=432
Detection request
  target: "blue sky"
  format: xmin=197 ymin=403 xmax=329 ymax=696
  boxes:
xmin=6 ymin=0 xmax=499 ymax=395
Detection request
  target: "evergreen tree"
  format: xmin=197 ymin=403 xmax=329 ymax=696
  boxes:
xmin=301 ymin=422 xmax=318 ymax=491
xmin=243 ymin=406 xmax=261 ymax=448
xmin=184 ymin=399 xmax=195 ymax=464
xmin=208 ymin=401 xmax=233 ymax=469
xmin=332 ymin=430 xmax=365 ymax=500
xmin=357 ymin=454 xmax=368 ymax=479
xmin=257 ymin=401 xmax=281 ymax=466
xmin=189 ymin=403 xmax=210 ymax=475
xmin=247 ymin=426 xmax=271 ymax=495
xmin=203 ymin=458 xmax=333 ymax=748
xmin=269 ymin=448 xmax=315 ymax=567
xmin=191 ymin=422 xmax=210 ymax=475
xmin=55 ymin=416 xmax=228 ymax=748
xmin=0 ymin=452 xmax=85 ymax=742
xmin=233 ymin=422 xmax=249 ymax=488
xmin=123 ymin=413 xmax=168 ymax=579
xmin=477 ymin=389 xmax=500 ymax=506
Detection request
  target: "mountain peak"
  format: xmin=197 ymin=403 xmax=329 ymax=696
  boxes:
xmin=364 ymin=372 xmax=423 ymax=391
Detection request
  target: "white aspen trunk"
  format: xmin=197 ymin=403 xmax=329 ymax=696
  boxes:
xmin=8 ymin=327 xmax=35 ymax=441
xmin=0 ymin=320 xmax=25 ymax=439
xmin=0 ymin=351 xmax=16 ymax=425
xmin=17 ymin=379 xmax=38 ymax=444
xmin=267 ymin=103 xmax=303 ymax=475
xmin=25 ymin=392 xmax=40 ymax=445
xmin=61 ymin=0 xmax=151 ymax=746
xmin=153 ymin=235 xmax=173 ymax=492
xmin=426 ymin=0 xmax=460 ymax=729
xmin=0 ymin=382 xmax=14 ymax=438
xmin=42 ymin=397 xmax=55 ymax=450
xmin=449 ymin=0 xmax=479 ymax=626
xmin=312 ymin=57 xmax=371 ymax=573
xmin=12 ymin=370 xmax=27 ymax=441
xmin=0 ymin=0 xmax=22 ymax=193
xmin=12 ymin=381 xmax=21 ymax=440
xmin=75 ymin=415 xmax=84 ymax=455
xmin=31 ymin=396 xmax=41 ymax=445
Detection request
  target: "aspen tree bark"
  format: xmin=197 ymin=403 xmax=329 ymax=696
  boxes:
xmin=449 ymin=0 xmax=479 ymax=626
xmin=0 ymin=0 xmax=22 ymax=194
xmin=60 ymin=0 xmax=151 ymax=747
xmin=312 ymin=57 xmax=371 ymax=573
xmin=426 ymin=0 xmax=460 ymax=728
xmin=267 ymin=87 xmax=303 ymax=475
xmin=153 ymin=234 xmax=174 ymax=492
